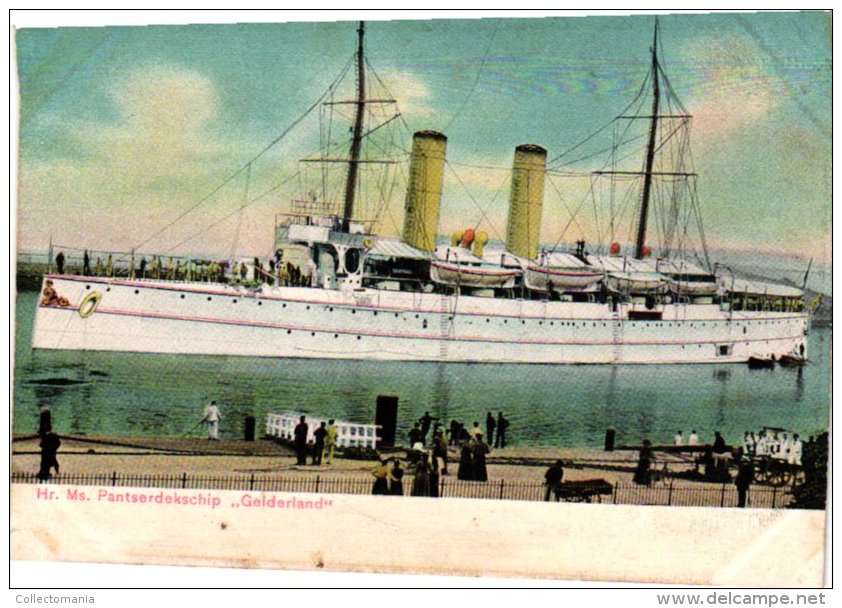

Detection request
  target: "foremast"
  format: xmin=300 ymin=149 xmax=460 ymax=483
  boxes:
xmin=634 ymin=20 xmax=660 ymax=260
xmin=341 ymin=21 xmax=367 ymax=233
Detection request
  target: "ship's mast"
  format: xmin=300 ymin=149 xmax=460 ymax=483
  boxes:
xmin=341 ymin=20 xmax=366 ymax=232
xmin=634 ymin=20 xmax=660 ymax=260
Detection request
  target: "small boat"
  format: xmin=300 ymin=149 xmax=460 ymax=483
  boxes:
xmin=523 ymin=252 xmax=603 ymax=291
xmin=748 ymin=356 xmax=776 ymax=369
xmin=778 ymin=354 xmax=807 ymax=367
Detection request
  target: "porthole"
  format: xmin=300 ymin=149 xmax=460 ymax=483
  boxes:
xmin=282 ymin=303 xmax=287 ymax=308
xmin=134 ymin=289 xmax=139 ymax=294
xmin=306 ymin=305 xmax=310 ymax=310
xmin=180 ymin=294 xmax=185 ymax=299
xmin=311 ymin=332 xmax=315 ymax=337
xmin=356 ymin=336 xmax=361 ymax=340
xmin=207 ymin=297 xmax=212 ymax=301
xmin=415 ymin=314 xmax=419 ymax=319
xmin=106 ymin=287 xmax=111 ymax=292
xmin=334 ymin=334 xmax=338 ymax=338
xmin=85 ymin=285 xmax=91 ymax=290
xmin=394 ymin=313 xmax=399 ymax=318
xmin=258 ymin=301 xmax=263 ymax=306
xmin=233 ymin=299 xmax=237 ymax=304
xmin=287 ymin=330 xmax=292 ymax=334
xmin=352 ymin=309 xmax=356 ymax=314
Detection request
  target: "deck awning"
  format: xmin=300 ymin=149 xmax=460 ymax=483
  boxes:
xmin=368 ymin=239 xmax=433 ymax=260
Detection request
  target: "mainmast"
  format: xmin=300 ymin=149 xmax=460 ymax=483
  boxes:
xmin=634 ymin=20 xmax=660 ymax=260
xmin=341 ymin=20 xmax=366 ymax=232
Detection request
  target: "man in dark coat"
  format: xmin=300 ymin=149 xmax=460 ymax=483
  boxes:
xmin=83 ymin=250 xmax=91 ymax=275
xmin=495 ymin=412 xmax=509 ymax=449
xmin=55 ymin=251 xmax=65 ymax=274
xmin=486 ymin=412 xmax=496 ymax=447
xmin=293 ymin=415 xmax=309 ymax=466
xmin=418 ymin=411 xmax=437 ymax=445
xmin=312 ymin=421 xmax=328 ymax=465
xmin=38 ymin=430 xmax=61 ymax=481
xmin=544 ymin=459 xmax=565 ymax=502
xmin=735 ymin=450 xmax=754 ymax=508
xmin=408 ymin=422 xmax=422 ymax=448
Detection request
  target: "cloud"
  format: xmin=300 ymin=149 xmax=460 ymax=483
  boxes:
xmin=94 ymin=65 xmax=224 ymax=184
xmin=377 ymin=70 xmax=436 ymax=121
xmin=679 ymin=35 xmax=781 ymax=151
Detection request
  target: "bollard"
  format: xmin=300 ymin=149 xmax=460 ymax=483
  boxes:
xmin=604 ymin=427 xmax=616 ymax=452
xmin=244 ymin=415 xmax=256 ymax=441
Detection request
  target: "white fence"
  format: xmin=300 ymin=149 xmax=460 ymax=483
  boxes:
xmin=266 ymin=412 xmax=380 ymax=449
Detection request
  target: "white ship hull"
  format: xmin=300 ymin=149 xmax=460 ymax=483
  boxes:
xmin=32 ymin=275 xmax=810 ymax=365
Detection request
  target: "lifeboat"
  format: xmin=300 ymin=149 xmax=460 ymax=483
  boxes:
xmin=605 ymin=271 xmax=666 ymax=293
xmin=430 ymin=260 xmax=521 ymax=288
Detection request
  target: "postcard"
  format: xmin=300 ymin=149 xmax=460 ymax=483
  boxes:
xmin=10 ymin=10 xmax=831 ymax=588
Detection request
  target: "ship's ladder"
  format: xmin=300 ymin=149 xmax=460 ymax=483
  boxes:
xmin=439 ymin=290 xmax=455 ymax=360
xmin=611 ymin=303 xmax=623 ymax=364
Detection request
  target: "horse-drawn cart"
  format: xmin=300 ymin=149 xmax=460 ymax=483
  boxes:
xmin=554 ymin=479 xmax=614 ymax=503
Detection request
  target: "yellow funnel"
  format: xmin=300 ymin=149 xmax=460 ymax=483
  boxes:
xmin=403 ymin=131 xmax=447 ymax=252
xmin=505 ymin=143 xmax=547 ymax=260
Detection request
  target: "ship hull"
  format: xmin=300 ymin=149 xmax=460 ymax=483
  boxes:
xmin=32 ymin=275 xmax=809 ymax=364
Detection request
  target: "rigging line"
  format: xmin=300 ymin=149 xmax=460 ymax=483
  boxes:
xmin=548 ymin=174 xmax=597 ymax=253
xmin=444 ymin=161 xmax=505 ymax=244
xmin=132 ymin=56 xmax=353 ymax=253
xmin=163 ymin=169 xmax=302 ymax=256
xmin=439 ymin=20 xmax=501 ymax=134
xmin=229 ymin=163 xmax=252 ymax=260
xmin=546 ymin=173 xmax=586 ymax=240
xmin=546 ymin=67 xmax=651 ymax=168
xmin=364 ymin=57 xmax=415 ymax=139
xmin=447 ymin=160 xmax=512 ymax=172
xmin=472 ymin=171 xmax=510 ymax=234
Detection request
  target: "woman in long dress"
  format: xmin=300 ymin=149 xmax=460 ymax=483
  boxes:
xmin=371 ymin=459 xmax=390 ymax=495
xmin=457 ymin=443 xmax=473 ymax=480
xmin=411 ymin=457 xmax=431 ymax=497
xmin=389 ymin=459 xmax=405 ymax=496
xmin=471 ymin=434 xmax=490 ymax=482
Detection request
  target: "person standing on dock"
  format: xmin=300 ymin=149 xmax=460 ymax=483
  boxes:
xmin=486 ymin=412 xmax=496 ymax=447
xmin=83 ymin=250 xmax=90 ymax=275
xmin=37 ymin=429 xmax=61 ymax=481
xmin=418 ymin=411 xmax=437 ymax=444
xmin=294 ymin=415 xmax=309 ymax=466
xmin=544 ymin=460 xmax=565 ymax=502
xmin=633 ymin=440 xmax=654 ymax=485
xmin=323 ymin=419 xmax=338 ymax=465
xmin=470 ymin=433 xmax=490 ymax=482
xmin=735 ymin=449 xmax=754 ymax=508
xmin=408 ymin=422 xmax=423 ymax=449
xmin=674 ymin=431 xmax=683 ymax=446
xmin=203 ymin=401 xmax=221 ymax=440
xmin=312 ymin=422 xmax=327 ymax=466
xmin=495 ymin=412 xmax=509 ymax=449
xmin=688 ymin=430 xmax=699 ymax=446
xmin=55 ymin=251 xmax=65 ymax=274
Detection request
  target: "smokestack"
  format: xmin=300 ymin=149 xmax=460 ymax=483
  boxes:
xmin=505 ymin=143 xmax=547 ymax=260
xmin=403 ymin=131 xmax=447 ymax=252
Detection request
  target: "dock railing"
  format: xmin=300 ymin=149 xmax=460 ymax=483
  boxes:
xmin=10 ymin=471 xmax=794 ymax=509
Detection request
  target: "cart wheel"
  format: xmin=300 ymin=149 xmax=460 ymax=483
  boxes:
xmin=767 ymin=467 xmax=790 ymax=487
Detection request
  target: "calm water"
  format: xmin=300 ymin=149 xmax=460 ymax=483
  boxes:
xmin=13 ymin=290 xmax=830 ymax=448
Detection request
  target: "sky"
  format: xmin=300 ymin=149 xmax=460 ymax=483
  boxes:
xmin=14 ymin=11 xmax=831 ymax=266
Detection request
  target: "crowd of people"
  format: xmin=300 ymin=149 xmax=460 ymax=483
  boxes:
xmin=56 ymin=249 xmax=315 ymax=287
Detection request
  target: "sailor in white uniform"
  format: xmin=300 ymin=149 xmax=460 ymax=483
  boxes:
xmin=688 ymin=430 xmax=699 ymax=446
xmin=674 ymin=431 xmax=683 ymax=446
xmin=204 ymin=401 xmax=221 ymax=440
